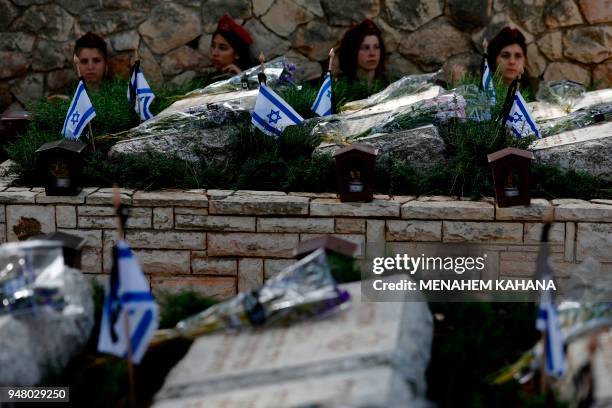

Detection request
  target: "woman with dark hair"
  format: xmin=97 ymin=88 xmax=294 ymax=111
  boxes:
xmin=210 ymin=14 xmax=254 ymax=76
xmin=487 ymin=27 xmax=537 ymax=91
xmin=74 ymin=32 xmax=109 ymax=91
xmin=338 ymin=19 xmax=387 ymax=86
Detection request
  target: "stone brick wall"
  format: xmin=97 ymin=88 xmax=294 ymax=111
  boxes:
xmin=0 ymin=187 xmax=610 ymax=299
xmin=1 ymin=0 xmax=611 ymax=112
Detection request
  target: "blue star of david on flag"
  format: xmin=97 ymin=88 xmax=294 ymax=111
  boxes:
xmin=252 ymin=83 xmax=304 ymax=138
xmin=267 ymin=109 xmax=281 ymax=125
xmin=506 ymin=90 xmax=541 ymax=139
xmin=61 ymin=79 xmax=96 ymax=140
xmin=98 ymin=240 xmax=158 ymax=364
xmin=127 ymin=63 xmax=155 ymax=121
xmin=311 ymin=71 xmax=333 ymax=117
xmin=482 ymin=59 xmax=496 ymax=106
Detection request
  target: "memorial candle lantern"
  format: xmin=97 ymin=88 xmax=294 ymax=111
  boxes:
xmin=487 ymin=147 xmax=534 ymax=207
xmin=35 ymin=139 xmax=87 ymax=196
xmin=333 ymin=144 xmax=377 ymax=202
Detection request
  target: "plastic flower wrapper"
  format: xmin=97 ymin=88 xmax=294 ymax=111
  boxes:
xmin=186 ymin=57 xmax=293 ymax=96
xmin=342 ymin=70 xmax=442 ymax=112
xmin=126 ymin=101 xmax=252 ymax=139
xmin=536 ymin=80 xmax=586 ymax=113
xmin=0 ymin=240 xmax=66 ymax=315
xmin=151 ymin=248 xmax=351 ymax=344
xmin=371 ymin=93 xmax=466 ymax=134
xmin=537 ymin=102 xmax=612 ymax=138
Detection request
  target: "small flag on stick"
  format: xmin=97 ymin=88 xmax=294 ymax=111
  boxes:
xmin=61 ymin=79 xmax=96 ymax=140
xmin=505 ymin=88 xmax=541 ymax=139
xmin=252 ymin=84 xmax=303 ymax=138
xmin=481 ymin=39 xmax=496 ymax=106
xmin=535 ymin=222 xmax=565 ymax=380
xmin=311 ymin=48 xmax=334 ymax=117
xmin=127 ymin=59 xmax=155 ymax=122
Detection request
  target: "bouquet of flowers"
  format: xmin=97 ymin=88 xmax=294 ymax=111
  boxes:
xmin=0 ymin=241 xmax=66 ymax=315
xmin=536 ymin=80 xmax=586 ymax=113
xmin=152 ymin=248 xmax=351 ymax=343
xmin=187 ymin=57 xmax=294 ymax=96
xmin=537 ymin=102 xmax=612 ymax=137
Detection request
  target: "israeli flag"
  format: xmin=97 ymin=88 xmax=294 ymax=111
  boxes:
xmin=536 ymin=292 xmax=565 ymax=377
xmin=482 ymin=59 xmax=496 ymax=105
xmin=127 ymin=64 xmax=155 ymax=121
xmin=98 ymin=240 xmax=158 ymax=363
xmin=311 ymin=72 xmax=333 ymax=116
xmin=61 ymin=79 xmax=96 ymax=140
xmin=252 ymin=84 xmax=303 ymax=138
xmin=506 ymin=90 xmax=541 ymax=138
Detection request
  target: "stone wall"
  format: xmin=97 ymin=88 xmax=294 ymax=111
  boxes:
xmin=1 ymin=0 xmax=611 ymax=112
xmin=0 ymin=187 xmax=609 ymax=298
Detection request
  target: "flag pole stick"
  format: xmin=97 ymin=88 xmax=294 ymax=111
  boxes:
xmin=328 ymin=48 xmax=335 ymax=73
xmin=258 ymin=52 xmax=267 ymax=86
xmin=134 ymin=47 xmax=143 ymax=124
xmin=72 ymin=55 xmax=96 ymax=152
xmin=113 ymin=185 xmax=136 ymax=407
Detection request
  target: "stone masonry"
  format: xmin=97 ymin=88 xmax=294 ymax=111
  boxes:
xmin=1 ymin=0 xmax=611 ymax=112
xmin=0 ymin=187 xmax=609 ymax=299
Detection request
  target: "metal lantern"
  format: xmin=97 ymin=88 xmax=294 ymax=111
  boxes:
xmin=487 ymin=147 xmax=534 ymax=207
xmin=333 ymin=144 xmax=377 ymax=203
xmin=35 ymin=139 xmax=87 ymax=196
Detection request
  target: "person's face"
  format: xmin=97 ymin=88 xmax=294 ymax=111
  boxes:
xmin=78 ymin=48 xmax=106 ymax=88
xmin=211 ymin=34 xmax=237 ymax=70
xmin=357 ymin=35 xmax=381 ymax=73
xmin=495 ymin=44 xmax=525 ymax=84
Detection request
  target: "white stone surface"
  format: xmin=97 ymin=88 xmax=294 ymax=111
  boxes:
xmin=154 ymin=280 xmax=432 ymax=405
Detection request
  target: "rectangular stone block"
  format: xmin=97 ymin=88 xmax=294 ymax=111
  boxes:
xmin=208 ymin=233 xmax=298 ymax=258
xmin=0 ymin=190 xmax=37 ymax=204
xmin=176 ymin=214 xmax=255 ymax=232
xmin=81 ymin=247 xmax=102 ymax=273
xmin=192 ymin=251 xmax=237 ymax=275
xmin=174 ymin=207 xmax=208 ymax=215
xmin=133 ymin=250 xmax=190 ymax=274
xmin=78 ymin=206 xmax=115 ymax=216
xmin=523 ymin=222 xmax=565 ymax=244
xmin=153 ymin=207 xmax=173 ymax=230
xmin=125 ymin=231 xmax=206 ymax=250
xmin=565 ymin=222 xmax=576 ymax=262
xmin=234 ymin=190 xmax=287 ymax=196
xmin=209 ymin=195 xmax=309 ymax=216
xmin=500 ymin=256 xmax=576 ymax=278
xmin=335 ymin=218 xmax=366 ymax=234
xmin=577 ymin=223 xmax=612 ymax=262
xmin=402 ymin=200 xmax=494 ymax=220
xmin=56 ymin=205 xmax=76 ymax=229
xmin=58 ymin=228 xmax=103 ymax=247
xmin=155 ymin=281 xmax=431 ymax=404
xmin=300 ymin=233 xmax=365 ymax=257
xmin=386 ymin=220 xmax=442 ymax=242
xmin=310 ymin=199 xmax=400 ymax=218
xmin=79 ymin=208 xmax=152 ymax=229
xmin=238 ymin=258 xmax=264 ymax=292
xmin=367 ymin=220 xmax=385 ymax=244
xmin=263 ymin=259 xmax=294 ymax=280
xmin=35 ymin=187 xmax=98 ymax=204
xmin=257 ymin=217 xmax=334 ymax=233
xmin=442 ymin=222 xmax=523 ymax=243
xmin=132 ymin=191 xmax=208 ymax=207
xmin=151 ymin=276 xmax=236 ymax=300
xmin=154 ymin=367 xmax=413 ymax=408
xmin=495 ymin=199 xmax=552 ymax=221
xmin=206 ymin=190 xmax=234 ymax=200
xmin=85 ymin=188 xmax=133 ymax=205
xmin=6 ymin=205 xmax=55 ymax=241
xmin=555 ymin=203 xmax=612 ymax=222
xmin=288 ymin=192 xmax=338 ymax=199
